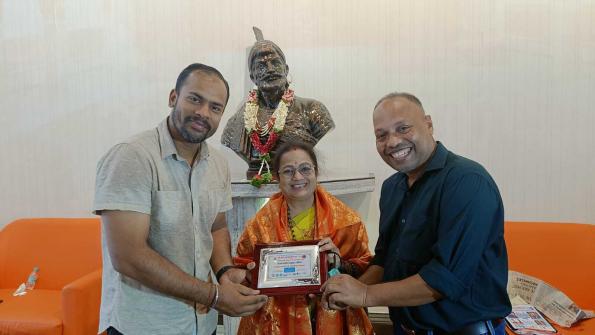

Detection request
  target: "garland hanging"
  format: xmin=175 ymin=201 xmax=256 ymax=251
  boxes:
xmin=244 ymin=88 xmax=294 ymax=187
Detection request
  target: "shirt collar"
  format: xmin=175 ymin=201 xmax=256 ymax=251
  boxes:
xmin=157 ymin=117 xmax=210 ymax=161
xmin=424 ymin=141 xmax=448 ymax=173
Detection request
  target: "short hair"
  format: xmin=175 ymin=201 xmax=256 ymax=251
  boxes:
xmin=175 ymin=63 xmax=230 ymax=105
xmin=272 ymin=141 xmax=319 ymax=179
xmin=248 ymin=41 xmax=286 ymax=72
xmin=374 ymin=92 xmax=424 ymax=111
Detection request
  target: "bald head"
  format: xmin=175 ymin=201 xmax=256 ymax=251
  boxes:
xmin=374 ymin=92 xmax=424 ymax=112
xmin=373 ymin=92 xmax=436 ymax=181
xmin=373 ymin=95 xmax=427 ymax=124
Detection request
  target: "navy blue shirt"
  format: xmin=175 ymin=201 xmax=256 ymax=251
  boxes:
xmin=372 ymin=142 xmax=511 ymax=333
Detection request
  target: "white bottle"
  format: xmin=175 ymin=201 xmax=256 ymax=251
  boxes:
xmin=25 ymin=266 xmax=39 ymax=290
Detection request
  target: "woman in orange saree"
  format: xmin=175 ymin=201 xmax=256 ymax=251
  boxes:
xmin=234 ymin=142 xmax=374 ymax=335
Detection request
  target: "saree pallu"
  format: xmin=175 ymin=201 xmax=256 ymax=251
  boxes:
xmin=235 ymin=186 xmax=374 ymax=335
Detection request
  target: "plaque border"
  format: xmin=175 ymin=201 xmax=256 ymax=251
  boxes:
xmin=252 ymin=240 xmax=328 ymax=296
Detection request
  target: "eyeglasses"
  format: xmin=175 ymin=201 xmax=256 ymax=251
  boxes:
xmin=279 ymin=163 xmax=316 ymax=179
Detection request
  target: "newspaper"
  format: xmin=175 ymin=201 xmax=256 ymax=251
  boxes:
xmin=507 ymin=271 xmax=593 ymax=327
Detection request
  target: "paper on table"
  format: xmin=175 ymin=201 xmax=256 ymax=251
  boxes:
xmin=507 ymin=271 xmax=592 ymax=327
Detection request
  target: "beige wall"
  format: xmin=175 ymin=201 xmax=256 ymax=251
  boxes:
xmin=1 ymin=0 xmax=594 ymax=245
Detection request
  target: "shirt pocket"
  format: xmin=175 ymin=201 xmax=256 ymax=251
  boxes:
xmin=197 ymin=185 xmax=225 ymax=232
xmin=151 ymin=190 xmax=190 ymax=233
xmin=396 ymin=214 xmax=433 ymax=265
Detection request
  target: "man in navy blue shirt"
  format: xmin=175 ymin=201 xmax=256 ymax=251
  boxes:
xmin=321 ymin=92 xmax=511 ymax=335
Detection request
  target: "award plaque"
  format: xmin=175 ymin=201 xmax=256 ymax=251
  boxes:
xmin=252 ymin=240 xmax=328 ymax=295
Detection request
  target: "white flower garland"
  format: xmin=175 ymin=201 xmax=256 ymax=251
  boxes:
xmin=244 ymin=90 xmax=290 ymax=134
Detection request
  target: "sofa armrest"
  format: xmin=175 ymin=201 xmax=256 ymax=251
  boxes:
xmin=61 ymin=269 xmax=102 ymax=335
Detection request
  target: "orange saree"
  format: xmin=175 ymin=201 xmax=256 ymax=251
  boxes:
xmin=235 ymin=186 xmax=374 ymax=335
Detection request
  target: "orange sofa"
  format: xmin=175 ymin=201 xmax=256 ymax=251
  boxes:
xmin=0 ymin=218 xmax=102 ymax=335
xmin=505 ymin=221 xmax=595 ymax=334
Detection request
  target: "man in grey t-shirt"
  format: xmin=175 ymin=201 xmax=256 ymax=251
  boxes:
xmin=94 ymin=63 xmax=267 ymax=335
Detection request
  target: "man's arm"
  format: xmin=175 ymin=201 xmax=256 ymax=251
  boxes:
xmin=210 ymin=212 xmax=257 ymax=285
xmin=103 ymin=210 xmax=212 ymax=304
xmin=367 ymin=274 xmax=442 ymax=306
xmin=210 ymin=212 xmax=233 ymax=275
xmin=209 ymin=212 xmax=262 ymax=302
xmin=103 ymin=210 xmax=267 ymax=316
xmin=322 ymin=273 xmax=442 ymax=309
xmin=358 ymin=264 xmax=384 ymax=285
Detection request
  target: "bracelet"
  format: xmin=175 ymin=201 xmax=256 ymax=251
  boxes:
xmin=339 ymin=260 xmax=363 ymax=277
xmin=362 ymin=285 xmax=368 ymax=307
xmin=216 ymin=265 xmax=234 ymax=282
xmin=209 ymin=284 xmax=219 ymax=309
xmin=328 ymin=251 xmax=342 ymax=269
xmin=206 ymin=283 xmax=216 ymax=306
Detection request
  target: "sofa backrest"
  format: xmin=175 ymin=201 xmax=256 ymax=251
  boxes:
xmin=504 ymin=221 xmax=595 ymax=308
xmin=0 ymin=218 xmax=102 ymax=290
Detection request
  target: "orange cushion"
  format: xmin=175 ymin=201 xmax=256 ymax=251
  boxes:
xmin=0 ymin=289 xmax=62 ymax=335
xmin=505 ymin=222 xmax=595 ymax=309
xmin=505 ymin=222 xmax=595 ymax=334
xmin=0 ymin=218 xmax=101 ymax=290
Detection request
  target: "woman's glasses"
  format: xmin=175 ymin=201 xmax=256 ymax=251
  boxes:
xmin=279 ymin=163 xmax=315 ymax=179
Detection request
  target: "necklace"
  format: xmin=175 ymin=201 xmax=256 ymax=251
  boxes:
xmin=244 ymin=88 xmax=295 ymax=187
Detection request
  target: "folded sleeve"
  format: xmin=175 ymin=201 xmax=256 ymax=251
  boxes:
xmin=370 ymin=233 xmax=387 ymax=267
xmin=418 ymin=172 xmax=503 ymax=301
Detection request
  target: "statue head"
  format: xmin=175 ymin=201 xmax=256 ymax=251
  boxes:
xmin=248 ymin=29 xmax=289 ymax=92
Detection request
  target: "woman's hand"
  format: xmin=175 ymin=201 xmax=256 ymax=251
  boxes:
xmin=318 ymin=237 xmax=340 ymax=269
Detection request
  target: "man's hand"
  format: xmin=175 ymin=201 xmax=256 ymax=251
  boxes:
xmin=215 ymin=281 xmax=268 ymax=317
xmin=321 ymin=274 xmax=368 ymax=310
xmin=219 ymin=262 xmax=256 ymax=286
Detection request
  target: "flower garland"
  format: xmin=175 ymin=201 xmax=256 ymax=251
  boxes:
xmin=244 ymin=88 xmax=294 ymax=187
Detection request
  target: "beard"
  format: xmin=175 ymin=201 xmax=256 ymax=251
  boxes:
xmin=172 ymin=106 xmax=212 ymax=143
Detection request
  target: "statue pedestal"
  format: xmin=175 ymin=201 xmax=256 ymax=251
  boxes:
xmin=222 ymin=174 xmax=375 ymax=334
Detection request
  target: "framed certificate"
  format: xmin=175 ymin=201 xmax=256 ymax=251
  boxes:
xmin=252 ymin=240 xmax=328 ymax=295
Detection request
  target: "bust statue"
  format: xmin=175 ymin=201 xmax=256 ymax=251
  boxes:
xmin=221 ymin=28 xmax=334 ymax=182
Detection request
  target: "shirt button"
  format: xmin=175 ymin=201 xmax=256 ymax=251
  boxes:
xmin=401 ymin=219 xmax=405 ymax=223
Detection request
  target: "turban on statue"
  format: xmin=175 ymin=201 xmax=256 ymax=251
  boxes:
xmin=248 ymin=26 xmax=286 ymax=69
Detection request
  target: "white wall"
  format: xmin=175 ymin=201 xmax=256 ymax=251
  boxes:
xmin=1 ymin=1 xmax=594 ymax=247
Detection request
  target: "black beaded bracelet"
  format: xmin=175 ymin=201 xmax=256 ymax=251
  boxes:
xmin=328 ymin=251 xmax=342 ymax=268
xmin=339 ymin=260 xmax=363 ymax=277
xmin=215 ymin=265 xmax=234 ymax=282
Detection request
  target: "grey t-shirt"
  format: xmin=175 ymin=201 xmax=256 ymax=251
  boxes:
xmin=94 ymin=119 xmax=232 ymax=335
